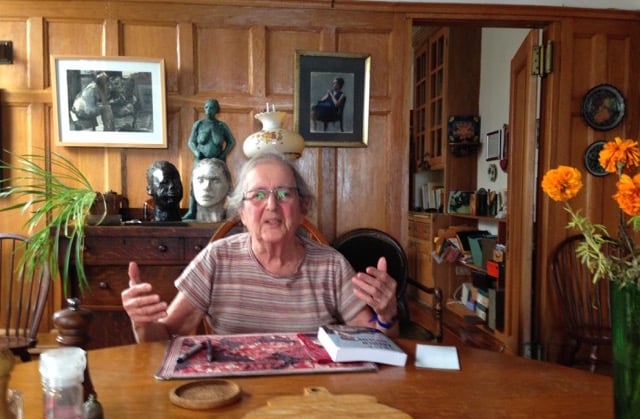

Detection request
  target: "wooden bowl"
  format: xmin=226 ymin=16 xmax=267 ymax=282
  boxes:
xmin=169 ymin=379 xmax=241 ymax=410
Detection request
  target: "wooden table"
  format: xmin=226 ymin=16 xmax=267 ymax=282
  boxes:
xmin=10 ymin=340 xmax=613 ymax=418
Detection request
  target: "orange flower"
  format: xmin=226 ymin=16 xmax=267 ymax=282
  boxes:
xmin=599 ymin=136 xmax=640 ymax=173
xmin=541 ymin=165 xmax=583 ymax=202
xmin=614 ymin=173 xmax=640 ymax=216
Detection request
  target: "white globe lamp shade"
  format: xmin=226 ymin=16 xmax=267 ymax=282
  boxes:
xmin=243 ymin=111 xmax=305 ymax=160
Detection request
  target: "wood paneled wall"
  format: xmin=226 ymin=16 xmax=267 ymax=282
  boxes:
xmin=536 ymin=17 xmax=640 ymax=359
xmin=0 ymin=1 xmax=411 ymax=245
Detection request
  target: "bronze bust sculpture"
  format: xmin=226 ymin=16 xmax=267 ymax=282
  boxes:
xmin=146 ymin=160 xmax=183 ymax=222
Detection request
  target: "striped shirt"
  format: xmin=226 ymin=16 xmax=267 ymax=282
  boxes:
xmin=175 ymin=232 xmax=366 ymax=334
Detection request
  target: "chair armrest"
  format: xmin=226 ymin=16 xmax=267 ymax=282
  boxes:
xmin=407 ymin=278 xmax=443 ymax=342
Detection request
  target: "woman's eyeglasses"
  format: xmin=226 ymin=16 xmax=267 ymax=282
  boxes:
xmin=243 ymin=187 xmax=299 ymax=204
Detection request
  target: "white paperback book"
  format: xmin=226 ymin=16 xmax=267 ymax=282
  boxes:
xmin=317 ymin=325 xmax=408 ymax=366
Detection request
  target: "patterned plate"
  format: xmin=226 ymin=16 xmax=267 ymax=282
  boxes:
xmin=583 ymin=140 xmax=608 ymax=177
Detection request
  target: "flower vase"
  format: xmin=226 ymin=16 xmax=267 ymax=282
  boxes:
xmin=243 ymin=111 xmax=304 ymax=160
xmin=611 ymin=283 xmax=640 ymax=418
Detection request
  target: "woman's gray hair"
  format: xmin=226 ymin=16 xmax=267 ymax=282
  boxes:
xmin=227 ymin=152 xmax=315 ymax=216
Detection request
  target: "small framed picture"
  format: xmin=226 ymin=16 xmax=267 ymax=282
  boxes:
xmin=50 ymin=55 xmax=167 ymax=148
xmin=294 ymin=51 xmax=370 ymax=147
xmin=500 ymin=123 xmax=509 ymax=172
xmin=486 ymin=130 xmax=502 ymax=161
xmin=448 ymin=190 xmax=474 ymax=215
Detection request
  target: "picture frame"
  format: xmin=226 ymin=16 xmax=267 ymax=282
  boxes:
xmin=50 ymin=55 xmax=167 ymax=148
xmin=500 ymin=123 xmax=509 ymax=172
xmin=447 ymin=190 xmax=474 ymax=215
xmin=294 ymin=51 xmax=370 ymax=147
xmin=486 ymin=129 xmax=501 ymax=161
xmin=447 ymin=116 xmax=480 ymax=144
xmin=447 ymin=115 xmax=480 ymax=157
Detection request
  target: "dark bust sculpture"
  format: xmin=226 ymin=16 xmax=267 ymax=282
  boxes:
xmin=183 ymin=99 xmax=236 ymax=221
xmin=146 ymin=160 xmax=184 ymax=222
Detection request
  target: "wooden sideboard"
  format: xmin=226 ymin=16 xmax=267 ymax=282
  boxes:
xmin=58 ymin=223 xmax=221 ymax=349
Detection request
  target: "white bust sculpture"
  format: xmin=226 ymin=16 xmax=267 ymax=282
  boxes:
xmin=190 ymin=158 xmax=232 ymax=222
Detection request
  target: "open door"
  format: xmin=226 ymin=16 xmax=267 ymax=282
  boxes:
xmin=504 ymin=29 xmax=540 ymax=355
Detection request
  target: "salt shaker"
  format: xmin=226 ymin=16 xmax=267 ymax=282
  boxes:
xmin=39 ymin=347 xmax=86 ymax=419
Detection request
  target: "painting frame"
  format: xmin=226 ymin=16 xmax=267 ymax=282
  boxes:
xmin=50 ymin=55 xmax=167 ymax=148
xmin=294 ymin=51 xmax=370 ymax=147
xmin=486 ymin=129 xmax=502 ymax=161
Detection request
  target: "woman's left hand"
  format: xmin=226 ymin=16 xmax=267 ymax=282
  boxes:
xmin=352 ymin=257 xmax=397 ymax=322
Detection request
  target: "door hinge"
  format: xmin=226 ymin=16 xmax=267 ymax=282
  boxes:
xmin=532 ymin=41 xmax=553 ymax=77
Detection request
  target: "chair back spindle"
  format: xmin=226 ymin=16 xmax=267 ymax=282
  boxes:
xmin=550 ymin=234 xmax=612 ymax=373
xmin=0 ymin=233 xmax=52 ymax=361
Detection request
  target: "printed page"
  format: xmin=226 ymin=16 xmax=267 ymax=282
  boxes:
xmin=414 ymin=344 xmax=460 ymax=370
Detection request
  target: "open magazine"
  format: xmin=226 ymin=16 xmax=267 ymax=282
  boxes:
xmin=155 ymin=333 xmax=377 ymax=380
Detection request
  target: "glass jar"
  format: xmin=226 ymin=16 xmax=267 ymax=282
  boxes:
xmin=7 ymin=388 xmax=23 ymax=419
xmin=39 ymin=347 xmax=86 ymax=419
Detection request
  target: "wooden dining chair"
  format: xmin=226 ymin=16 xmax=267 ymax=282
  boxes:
xmin=0 ymin=233 xmax=52 ymax=361
xmin=332 ymin=228 xmax=443 ymax=342
xmin=549 ymin=234 xmax=612 ymax=373
xmin=209 ymin=215 xmax=328 ymax=245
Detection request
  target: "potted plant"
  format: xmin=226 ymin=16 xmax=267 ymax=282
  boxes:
xmin=0 ymin=150 xmax=106 ymax=294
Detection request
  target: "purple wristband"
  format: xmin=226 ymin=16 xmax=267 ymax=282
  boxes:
xmin=368 ymin=313 xmax=394 ymax=329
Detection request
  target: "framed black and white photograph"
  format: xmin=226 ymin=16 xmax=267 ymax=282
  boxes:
xmin=51 ymin=56 xmax=167 ymax=148
xmin=294 ymin=51 xmax=370 ymax=147
xmin=486 ymin=129 xmax=502 ymax=161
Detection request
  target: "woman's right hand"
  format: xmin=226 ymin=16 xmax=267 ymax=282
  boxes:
xmin=121 ymin=261 xmax=168 ymax=325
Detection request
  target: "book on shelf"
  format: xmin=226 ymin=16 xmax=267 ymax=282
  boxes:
xmin=420 ymin=182 xmax=444 ymax=210
xmin=488 ymin=288 xmax=505 ymax=330
xmin=317 ymin=325 xmax=408 ymax=366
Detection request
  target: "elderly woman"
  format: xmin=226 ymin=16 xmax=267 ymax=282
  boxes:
xmin=122 ymin=152 xmax=398 ymax=341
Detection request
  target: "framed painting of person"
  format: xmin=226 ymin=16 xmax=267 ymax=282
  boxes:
xmin=294 ymin=51 xmax=370 ymax=148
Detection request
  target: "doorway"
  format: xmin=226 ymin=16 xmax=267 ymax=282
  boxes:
xmin=409 ymin=23 xmax=542 ymax=354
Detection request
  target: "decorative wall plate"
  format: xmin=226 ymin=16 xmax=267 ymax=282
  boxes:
xmin=583 ymin=140 xmax=608 ymax=177
xmin=488 ymin=164 xmax=498 ymax=182
xmin=582 ymin=84 xmax=625 ymax=131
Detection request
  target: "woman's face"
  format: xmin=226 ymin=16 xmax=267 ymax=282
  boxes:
xmin=239 ymin=160 xmax=304 ymax=245
xmin=204 ymin=100 xmax=219 ymax=117
xmin=192 ymin=163 xmax=229 ymax=208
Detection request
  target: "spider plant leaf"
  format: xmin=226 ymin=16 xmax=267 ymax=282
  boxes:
xmin=0 ymin=149 xmax=101 ymax=293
